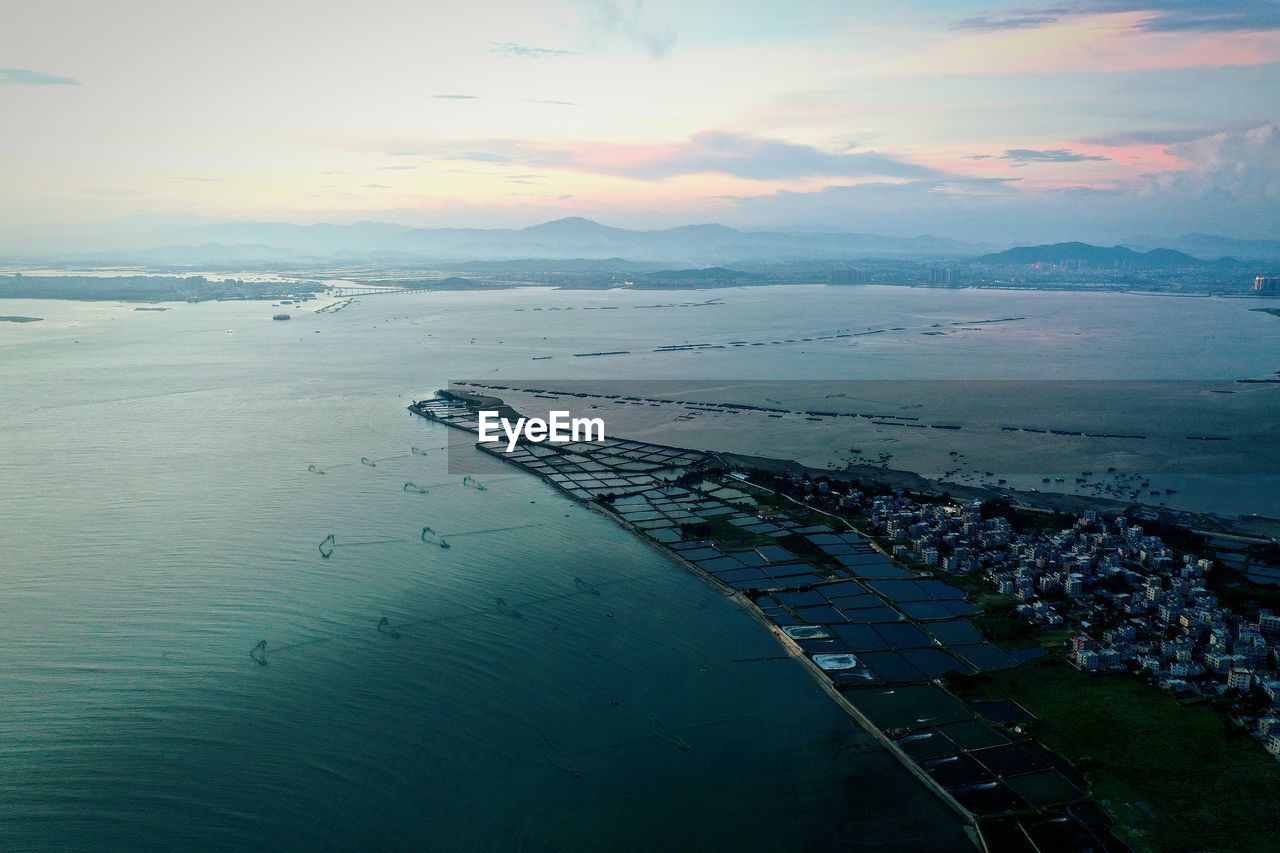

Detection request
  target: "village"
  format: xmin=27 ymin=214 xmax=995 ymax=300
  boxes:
xmin=775 ymin=473 xmax=1280 ymax=762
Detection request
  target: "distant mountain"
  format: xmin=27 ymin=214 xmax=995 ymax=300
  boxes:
xmin=1124 ymin=233 xmax=1280 ymax=262
xmin=10 ymin=217 xmax=989 ymax=267
xmin=638 ymin=267 xmax=766 ymax=282
xmin=519 ymin=216 xmax=631 ymax=240
xmin=446 ymin=257 xmax=661 ymax=273
xmin=976 ymin=242 xmax=1228 ymax=268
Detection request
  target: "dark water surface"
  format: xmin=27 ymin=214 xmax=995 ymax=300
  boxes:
xmin=2 ymin=285 xmax=1275 ymax=849
xmin=0 ymin=290 xmax=985 ymax=850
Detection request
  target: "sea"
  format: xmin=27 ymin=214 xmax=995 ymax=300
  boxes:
xmin=1 ymin=284 xmax=1277 ymax=850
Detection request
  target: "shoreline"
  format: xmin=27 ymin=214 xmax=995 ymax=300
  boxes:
xmin=410 ymin=391 xmax=1131 ymax=850
xmin=595 ymin=494 xmax=982 ymax=834
xmin=5 ymin=276 xmax=1280 ymax=304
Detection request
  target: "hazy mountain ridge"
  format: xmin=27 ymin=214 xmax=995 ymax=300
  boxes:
xmin=976 ymin=241 xmax=1239 ymax=268
xmin=9 ymin=217 xmax=1274 ymax=270
xmin=446 ymin=257 xmax=662 ymax=273
xmin=1123 ymin=233 xmax=1280 ymax=261
xmin=637 ymin=266 xmax=767 ymax=282
xmin=7 ymin=217 xmax=989 ymax=266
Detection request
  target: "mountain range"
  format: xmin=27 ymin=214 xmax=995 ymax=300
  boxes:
xmin=4 ymin=216 xmax=1279 ymax=268
xmin=1121 ymin=233 xmax=1280 ymax=261
xmin=976 ymin=242 xmax=1228 ymax=268
xmin=4 ymin=217 xmax=987 ymax=267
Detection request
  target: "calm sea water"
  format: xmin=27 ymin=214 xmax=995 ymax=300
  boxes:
xmin=1 ymin=284 xmax=1276 ymax=850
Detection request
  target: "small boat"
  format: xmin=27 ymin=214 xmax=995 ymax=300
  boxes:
xmin=650 ymin=715 xmax=691 ymax=751
xmin=543 ymin=738 xmax=581 ymax=777
xmin=272 ymin=313 xmax=291 ymax=321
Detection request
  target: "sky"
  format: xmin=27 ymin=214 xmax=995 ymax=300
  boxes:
xmin=2 ymin=0 xmax=1279 ymax=244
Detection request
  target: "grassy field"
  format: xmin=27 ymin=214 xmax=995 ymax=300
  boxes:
xmin=967 ymin=657 xmax=1280 ymax=852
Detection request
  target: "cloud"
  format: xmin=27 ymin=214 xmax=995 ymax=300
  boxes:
xmin=954 ymin=2 xmax=1280 ymax=34
xmin=1000 ymin=148 xmax=1112 ymax=164
xmin=79 ymin=188 xmax=147 ymax=198
xmin=490 ymin=42 xmax=577 ymax=59
xmin=1151 ymin=121 xmax=1280 ymax=202
xmin=1124 ymin=2 xmax=1280 ymax=33
xmin=714 ymin=121 xmax=1280 ymax=241
xmin=377 ymin=165 xmax=416 ymax=171
xmin=524 ymin=98 xmax=577 ymax=106
xmin=364 ymin=183 xmax=391 ymax=189
xmin=584 ymin=0 xmax=677 ymax=59
xmin=952 ymin=12 xmax=1060 ymax=31
xmin=1080 ymin=122 xmax=1269 ymax=146
xmin=716 ymin=178 xmax=1151 ymax=244
xmin=431 ymin=94 xmax=479 ymax=100
xmin=401 ymin=131 xmax=938 ymax=181
xmin=445 ymin=151 xmax=510 ymax=163
xmin=717 ymin=179 xmax=1028 ymax=236
xmin=727 ymin=177 xmax=1019 ymax=206
xmin=532 ymin=131 xmax=940 ymax=181
xmin=0 ymin=68 xmax=79 ymax=86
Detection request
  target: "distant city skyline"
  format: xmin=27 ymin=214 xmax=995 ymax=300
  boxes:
xmin=3 ymin=0 xmax=1279 ymax=243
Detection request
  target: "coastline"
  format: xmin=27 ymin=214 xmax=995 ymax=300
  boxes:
xmin=596 ymin=495 xmax=983 ymax=835
xmin=410 ymin=391 xmax=1131 ymax=850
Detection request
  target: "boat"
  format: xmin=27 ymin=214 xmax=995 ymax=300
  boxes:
xmin=542 ymin=738 xmax=581 ymax=777
xmin=272 ymin=313 xmax=291 ymax=321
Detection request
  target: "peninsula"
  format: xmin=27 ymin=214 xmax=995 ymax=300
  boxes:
xmin=411 ymin=389 xmax=1280 ymax=851
xmin=411 ymin=391 xmax=1135 ymax=850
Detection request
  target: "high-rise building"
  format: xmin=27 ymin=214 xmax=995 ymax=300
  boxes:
xmin=828 ymin=267 xmax=864 ymax=284
xmin=1255 ymin=276 xmax=1279 ymax=292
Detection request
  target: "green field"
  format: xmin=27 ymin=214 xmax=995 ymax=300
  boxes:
xmin=966 ymin=657 xmax=1280 ymax=852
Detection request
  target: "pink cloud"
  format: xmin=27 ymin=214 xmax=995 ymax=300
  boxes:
xmin=883 ymin=12 xmax=1280 ymax=76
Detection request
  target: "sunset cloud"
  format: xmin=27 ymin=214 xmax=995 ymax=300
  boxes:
xmin=1153 ymin=121 xmax=1280 ymax=201
xmin=489 ymin=42 xmax=577 ymax=59
xmin=0 ymin=1 xmax=1276 ymax=239
xmin=955 ymin=2 xmax=1280 ymax=34
xmin=459 ymin=132 xmax=940 ymax=182
xmin=1000 ymin=148 xmax=1111 ymax=164
xmin=891 ymin=9 xmax=1280 ymax=76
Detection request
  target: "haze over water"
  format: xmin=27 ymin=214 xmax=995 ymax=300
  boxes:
xmin=1 ymin=283 xmax=1277 ymax=849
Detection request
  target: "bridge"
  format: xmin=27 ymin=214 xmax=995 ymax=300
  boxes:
xmin=325 ymin=286 xmax=409 ymax=298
